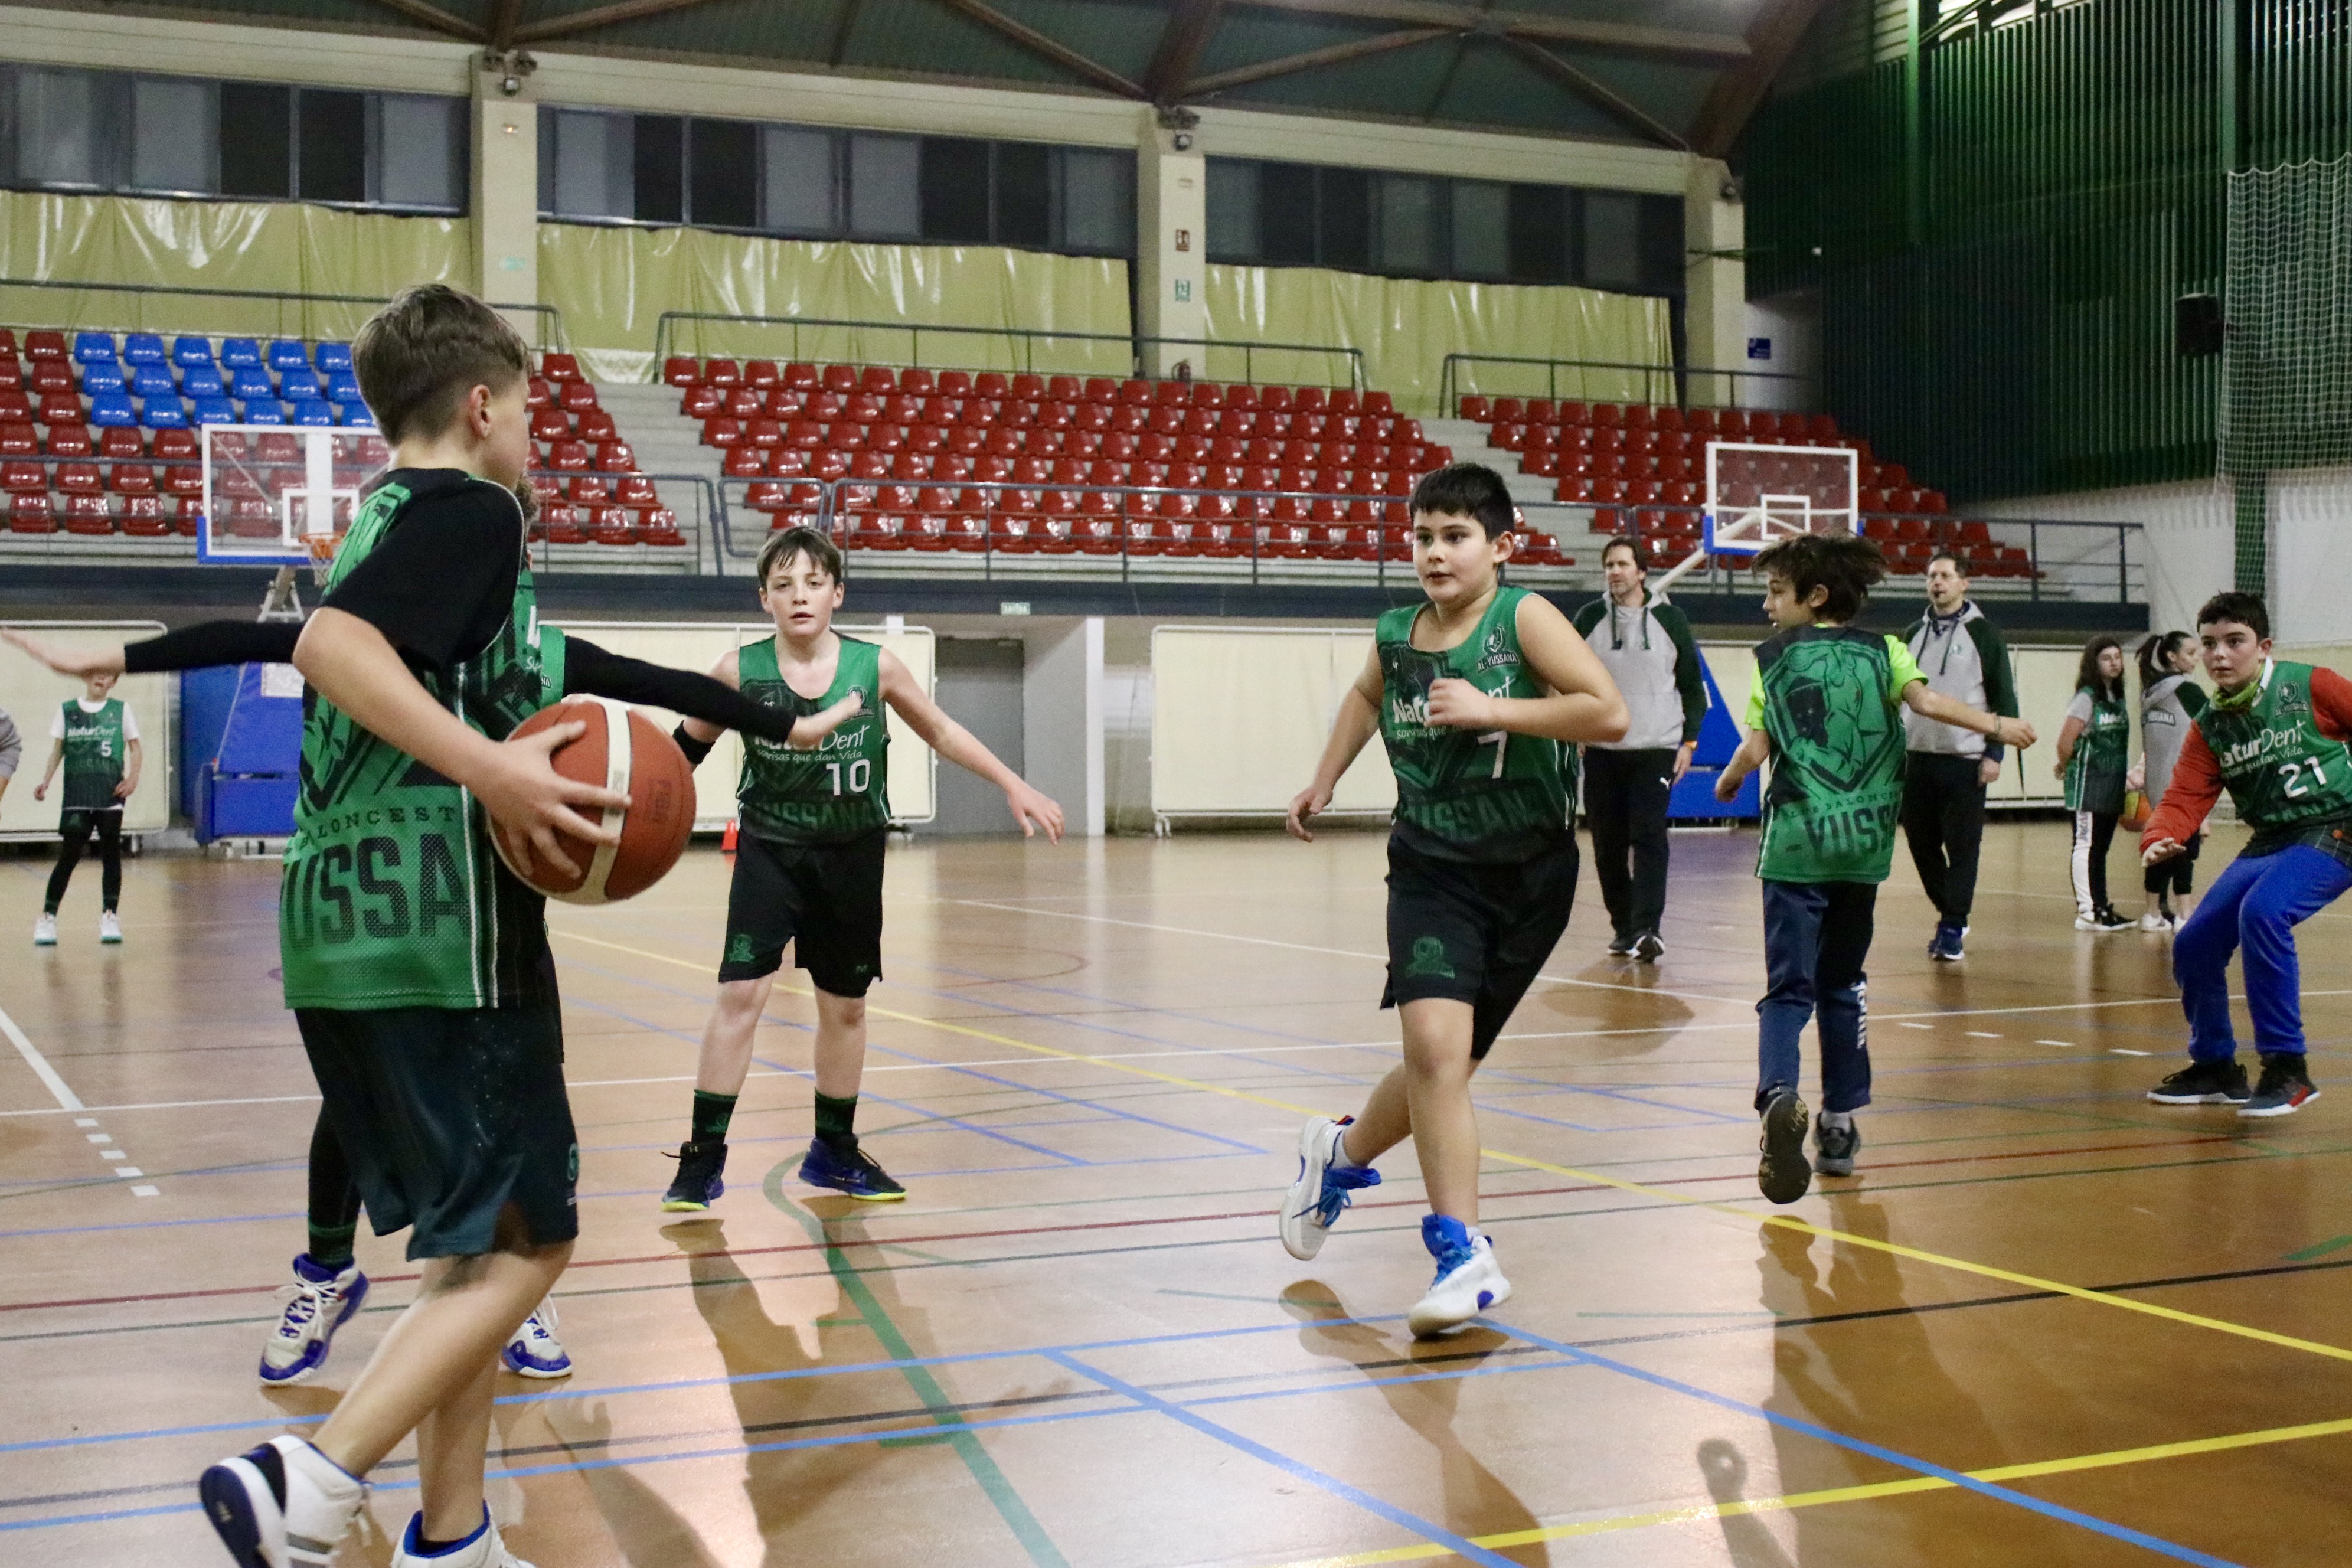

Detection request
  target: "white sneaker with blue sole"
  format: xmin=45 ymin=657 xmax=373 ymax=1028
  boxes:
xmin=198 ymin=1434 xmax=365 ymax=1568
xmin=501 ymin=1298 xmax=572 ymax=1378
xmin=258 ymin=1255 xmax=369 ymax=1386
xmin=1407 ymin=1215 xmax=1511 ymax=1337
xmin=1278 ymin=1115 xmax=1382 ymax=1261
xmin=390 ymin=1505 xmax=536 ymax=1566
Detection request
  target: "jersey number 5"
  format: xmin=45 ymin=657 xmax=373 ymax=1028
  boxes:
xmin=825 ymin=759 xmax=871 ymax=796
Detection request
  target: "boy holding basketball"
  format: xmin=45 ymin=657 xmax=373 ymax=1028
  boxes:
xmin=659 ymin=524 xmax=1062 ymax=1213
xmin=1714 ymin=534 xmax=2034 ymax=1204
xmin=1279 ymin=463 xmax=1628 ymax=1335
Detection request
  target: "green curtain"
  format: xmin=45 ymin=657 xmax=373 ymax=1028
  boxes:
xmin=1201 ymin=264 xmax=1672 ymax=417
xmin=0 ymin=191 xmax=468 ymax=344
xmin=540 ymin=222 xmax=1135 ymax=384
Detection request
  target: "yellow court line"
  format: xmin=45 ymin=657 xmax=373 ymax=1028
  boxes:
xmin=1260 ymin=1414 xmax=2352 ymax=1567
xmin=548 ymin=925 xmax=2352 ymax=1368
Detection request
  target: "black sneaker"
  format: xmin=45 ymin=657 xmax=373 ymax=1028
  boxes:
xmin=799 ymin=1136 xmax=907 ymax=1200
xmin=1929 ymin=922 xmax=1965 ymax=961
xmin=1631 ymin=932 xmax=1665 ymax=963
xmin=661 ymin=1139 xmax=729 ymax=1213
xmin=1606 ymin=932 xmax=1636 ymax=956
xmin=1757 ymin=1089 xmax=1812 ymax=1204
xmin=2076 ymin=906 xmax=2135 ymax=933
xmin=2145 ymin=1060 xmax=2250 ymax=1105
xmin=1813 ymin=1118 xmax=1861 ymax=1176
xmin=2240 ymin=1054 xmax=2320 ymax=1119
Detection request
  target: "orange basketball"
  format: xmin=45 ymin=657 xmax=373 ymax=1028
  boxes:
xmin=493 ymin=698 xmax=696 ymax=904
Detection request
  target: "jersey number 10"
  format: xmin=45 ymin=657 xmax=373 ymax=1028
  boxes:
xmin=825 ymin=759 xmax=871 ymax=796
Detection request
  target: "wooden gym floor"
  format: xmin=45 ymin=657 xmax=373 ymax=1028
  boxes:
xmin=3 ymin=821 xmax=2350 ymax=1567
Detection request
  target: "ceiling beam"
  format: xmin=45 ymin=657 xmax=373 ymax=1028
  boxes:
xmin=1687 ymin=0 xmax=1831 ymax=159
xmin=930 ymin=0 xmax=1147 ymax=98
xmin=1231 ymin=1 xmax=1748 ymax=65
xmin=1142 ymin=0 xmax=1227 ymax=103
xmin=1501 ymin=34 xmax=1688 ymax=151
xmin=1187 ymin=26 xmax=1455 ymax=96
xmin=362 ymin=0 xmax=485 ymax=41
xmin=485 ymin=0 xmax=525 ymax=51
xmin=513 ymin=0 xmax=739 ymax=45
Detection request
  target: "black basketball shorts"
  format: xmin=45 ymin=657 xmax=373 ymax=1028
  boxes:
xmin=1381 ymin=832 xmax=1580 ymax=1059
xmin=717 ymin=828 xmax=887 ymax=998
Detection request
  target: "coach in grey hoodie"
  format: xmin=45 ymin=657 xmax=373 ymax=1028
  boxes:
xmin=1899 ymin=550 xmax=2018 ymax=961
xmin=1572 ymin=536 xmax=1707 ymax=962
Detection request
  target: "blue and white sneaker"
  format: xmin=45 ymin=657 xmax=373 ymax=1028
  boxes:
xmin=501 ymin=1298 xmax=572 ymax=1378
xmin=798 ymin=1136 xmax=907 ymax=1200
xmin=390 ymin=1504 xmax=535 ymax=1566
xmin=1278 ymin=1115 xmax=1382 ymax=1262
xmin=258 ymin=1255 xmax=369 ymax=1385
xmin=1406 ymin=1215 xmax=1511 ymax=1337
xmin=1929 ymin=922 xmax=1965 ymax=961
xmin=198 ymin=1433 xmax=366 ymax=1567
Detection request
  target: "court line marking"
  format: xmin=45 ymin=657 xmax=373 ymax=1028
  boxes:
xmin=1259 ymin=1412 xmax=2352 ymax=1566
xmin=0 ymin=1002 xmax=82 ymax=1112
xmin=545 ymin=926 xmax=2352 ymax=1369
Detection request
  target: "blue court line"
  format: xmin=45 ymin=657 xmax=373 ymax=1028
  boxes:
xmin=1041 ymin=1348 xmax=1526 ymax=1568
xmin=1495 ymin=1321 xmax=2243 ymax=1568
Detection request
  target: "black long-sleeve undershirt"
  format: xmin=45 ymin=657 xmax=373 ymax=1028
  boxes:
xmin=122 ymin=622 xmax=796 ymax=744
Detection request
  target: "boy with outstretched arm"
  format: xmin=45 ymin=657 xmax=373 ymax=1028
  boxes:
xmin=2142 ymin=592 xmax=2352 ymax=1117
xmin=1278 ymin=463 xmax=1628 ymax=1335
xmin=1714 ymin=534 xmax=2034 ymax=1204
xmin=658 ymin=524 xmax=1062 ymax=1214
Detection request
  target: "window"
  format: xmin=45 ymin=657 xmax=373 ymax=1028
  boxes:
xmin=219 ymin=83 xmax=292 ymax=200
xmin=15 ymin=68 xmax=109 ymax=189
xmin=849 ymin=133 xmax=920 ymax=239
xmin=919 ymin=138 xmax=991 ymax=244
xmin=131 ymin=78 xmax=214 ymax=195
xmin=763 ymin=126 xmax=837 ymax=235
xmin=378 ymin=94 xmax=462 ymax=211
xmin=688 ymin=117 xmax=758 ymax=229
xmin=633 ymin=116 xmax=683 ymax=225
xmin=1378 ymin=174 xmax=1441 ymax=277
xmin=1062 ymin=148 xmax=1133 ymax=254
xmin=298 ymin=90 xmax=365 ymax=205
xmin=1451 ymin=179 xmax=1509 ymax=278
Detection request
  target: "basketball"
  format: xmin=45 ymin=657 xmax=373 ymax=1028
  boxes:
xmin=2121 ymin=788 xmax=2151 ymax=831
xmin=492 ymin=697 xmax=695 ymax=904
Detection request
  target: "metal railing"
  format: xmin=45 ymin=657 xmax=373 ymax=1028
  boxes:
xmin=0 ymin=278 xmax=567 ymax=353
xmin=651 ymin=312 xmax=1364 ymax=391
xmin=527 ymin=471 xmax=724 ymax=577
xmin=1437 ymin=354 xmax=1815 ymax=419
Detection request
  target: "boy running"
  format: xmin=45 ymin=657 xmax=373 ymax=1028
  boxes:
xmin=2143 ymin=592 xmax=2350 ymax=1117
xmin=31 ymin=668 xmax=139 ymax=945
xmin=1714 ymin=534 xmax=2034 ymax=1203
xmin=1278 ymin=463 xmax=1629 ymax=1335
xmin=659 ymin=524 xmax=1063 ymax=1213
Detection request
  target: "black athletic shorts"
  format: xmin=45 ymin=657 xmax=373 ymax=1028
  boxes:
xmin=295 ymin=1001 xmax=577 ymax=1260
xmin=718 ymin=829 xmax=887 ymax=997
xmin=1381 ymin=832 xmax=1579 ymax=1059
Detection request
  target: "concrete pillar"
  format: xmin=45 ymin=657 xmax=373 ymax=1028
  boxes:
xmin=1135 ymin=113 xmax=1207 ymax=381
xmin=1683 ymin=156 xmax=1748 ymax=407
xmin=1020 ymin=617 xmax=1105 ymax=837
xmin=470 ymin=58 xmax=540 ymax=343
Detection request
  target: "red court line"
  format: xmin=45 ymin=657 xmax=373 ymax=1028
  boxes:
xmin=0 ymin=1134 xmax=2251 ymax=1316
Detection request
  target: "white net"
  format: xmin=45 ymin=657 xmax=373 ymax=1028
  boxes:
xmin=1703 ymin=442 xmax=1859 ymax=553
xmin=2222 ymin=155 xmax=2352 ymax=476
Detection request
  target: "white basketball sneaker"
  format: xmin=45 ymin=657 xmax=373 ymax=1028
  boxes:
xmin=258 ymin=1255 xmax=370 ymax=1385
xmin=199 ymin=1433 xmax=366 ymax=1568
xmin=391 ymin=1506 xmax=537 ymax=1567
xmin=500 ymin=1298 xmax=573 ymax=1378
xmin=33 ymin=912 xmax=57 ymax=946
xmin=99 ymin=910 xmax=122 ymax=943
xmin=1407 ymin=1216 xmax=1511 ymax=1337
xmin=1278 ymin=1115 xmax=1381 ymax=1261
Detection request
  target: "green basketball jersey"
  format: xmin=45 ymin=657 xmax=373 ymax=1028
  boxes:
xmin=2063 ymin=687 xmax=2131 ymax=814
xmin=2200 ymin=661 xmax=2352 ymax=846
xmin=279 ymin=476 xmax=566 ymax=1011
xmin=1752 ymin=626 xmax=1915 ymax=884
xmin=735 ymin=634 xmax=890 ymax=845
xmin=57 ymin=698 xmax=128 ymax=812
xmin=1376 ymin=587 xmax=1569 ymax=863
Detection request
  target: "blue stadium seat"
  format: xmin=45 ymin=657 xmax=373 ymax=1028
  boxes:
xmin=130 ymin=366 xmax=177 ymax=400
xmin=230 ymin=367 xmax=275 ymax=401
xmin=239 ymin=400 xmax=286 ymax=425
xmin=289 ymin=400 xmax=335 ymax=428
xmin=266 ymin=340 xmax=309 ymax=373
xmin=280 ymin=370 xmax=324 ymax=402
xmin=80 ymin=362 xmax=126 ymax=394
xmin=191 ymin=397 xmax=236 ymax=426
xmin=314 ymin=343 xmax=353 ymax=373
xmin=335 ymin=403 xmax=375 ymax=428
xmin=73 ymin=332 xmax=117 ymax=365
xmin=220 ymin=338 xmax=263 ymax=371
xmin=123 ymin=334 xmax=167 ymax=366
xmin=180 ymin=366 xmax=227 ymax=398
xmin=88 ymin=392 xmax=138 ymax=427
xmin=172 ymin=336 xmax=215 ymax=369
xmin=326 ymin=373 xmax=362 ymax=404
xmin=141 ymin=398 xmax=189 ymax=430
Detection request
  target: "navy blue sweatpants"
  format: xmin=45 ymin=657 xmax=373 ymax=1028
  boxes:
xmin=1755 ymin=879 xmax=1876 ymax=1115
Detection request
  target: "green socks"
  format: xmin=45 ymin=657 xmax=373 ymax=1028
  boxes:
xmin=814 ymin=1091 xmax=859 ymax=1149
xmin=691 ymin=1090 xmax=738 ymax=1144
xmin=306 ymin=1222 xmax=357 ymax=1273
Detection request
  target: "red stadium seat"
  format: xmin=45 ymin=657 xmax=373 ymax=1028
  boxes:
xmin=540 ymin=353 xmax=584 ymax=383
xmin=662 ymin=357 xmax=701 ymax=387
xmin=64 ymin=494 xmax=113 ymax=535
xmin=119 ymin=494 xmax=168 ymax=536
xmin=11 ymin=492 xmax=57 ymax=533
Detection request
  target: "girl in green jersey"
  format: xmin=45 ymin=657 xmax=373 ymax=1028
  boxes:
xmin=2056 ymin=635 xmax=2135 ymax=932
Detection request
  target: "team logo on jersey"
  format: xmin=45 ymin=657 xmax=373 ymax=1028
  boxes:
xmin=1403 ymin=935 xmax=1455 ymax=979
xmin=726 ymin=932 xmax=756 ymax=964
xmin=1474 ymin=626 xmax=1520 ymax=674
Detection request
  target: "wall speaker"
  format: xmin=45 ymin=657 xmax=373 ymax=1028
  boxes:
xmin=2177 ymin=293 xmax=2224 ymax=357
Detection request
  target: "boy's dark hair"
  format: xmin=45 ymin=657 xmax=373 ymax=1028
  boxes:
xmin=2075 ymin=634 xmax=2125 ymax=703
xmin=1753 ymin=531 xmax=1885 ymax=623
xmin=1409 ymin=463 xmax=1516 ymax=539
xmin=1927 ymin=547 xmax=1971 ymax=577
xmin=2196 ymin=590 xmax=2269 ymax=641
xmin=1601 ymin=534 xmax=1647 ymax=571
xmin=2138 ymin=629 xmax=2193 ymax=688
xmin=352 ymin=283 xmax=530 ymax=445
xmin=757 ymin=523 xmax=845 ymax=588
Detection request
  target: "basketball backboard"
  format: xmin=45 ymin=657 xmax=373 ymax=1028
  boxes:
xmin=197 ymin=425 xmax=386 ymax=567
xmin=1703 ymin=442 xmax=1860 ymax=555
